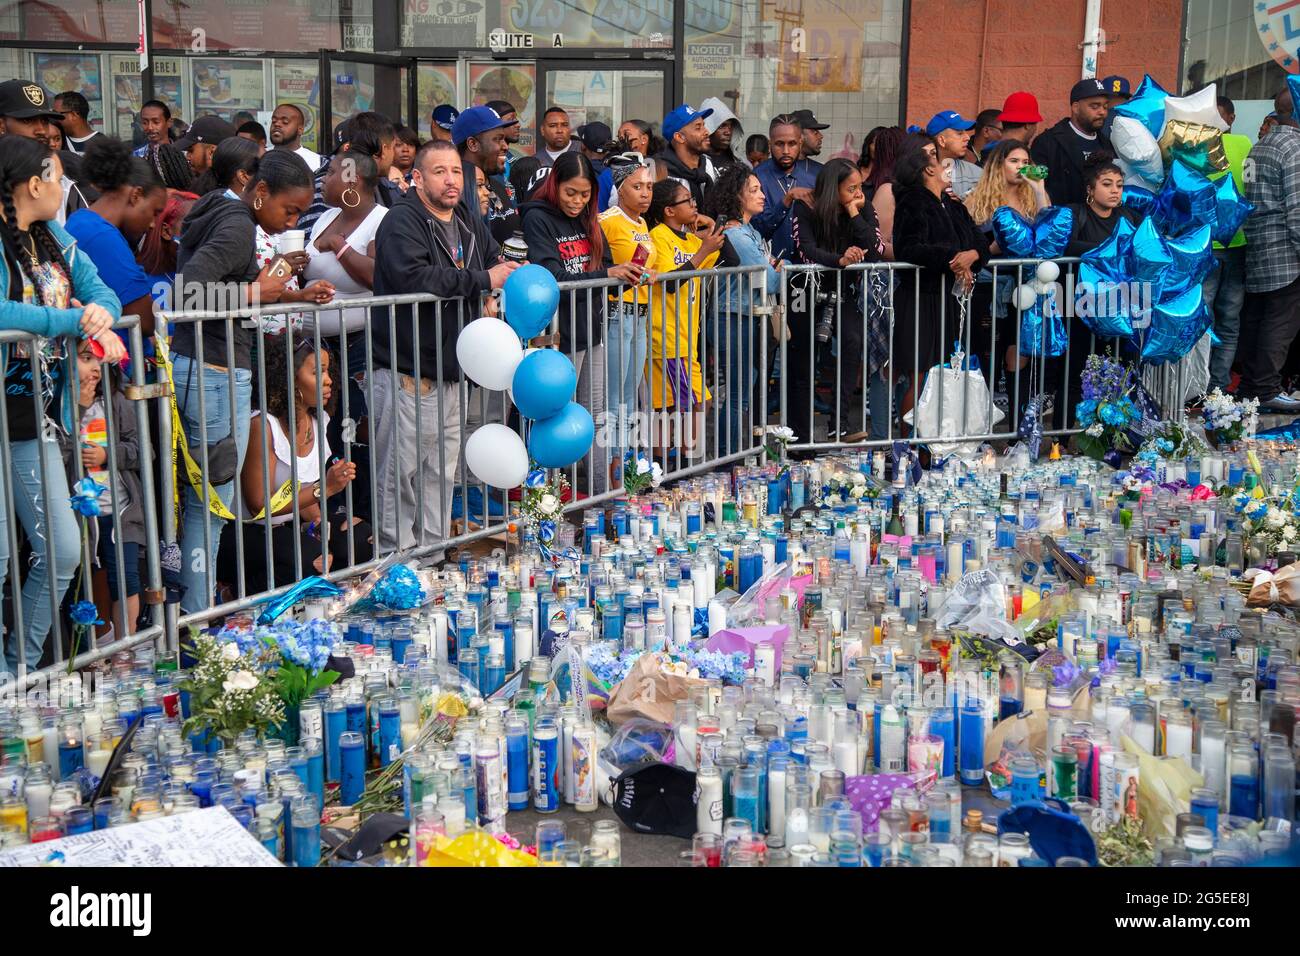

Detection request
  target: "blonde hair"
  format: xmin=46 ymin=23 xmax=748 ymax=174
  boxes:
xmin=964 ymin=141 xmax=1037 ymax=225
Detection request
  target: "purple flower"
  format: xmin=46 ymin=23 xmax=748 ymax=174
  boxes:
xmin=1052 ymin=660 xmax=1081 ymax=687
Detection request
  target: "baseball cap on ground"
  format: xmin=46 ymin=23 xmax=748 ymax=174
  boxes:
xmin=1101 ymin=75 xmax=1131 ymax=98
xmin=998 ymin=91 xmax=1043 ymax=124
xmin=0 ymin=79 xmax=61 ymax=120
xmin=452 ymin=105 xmax=507 ymax=146
xmin=662 ymin=104 xmax=713 ymax=142
xmin=699 ymin=96 xmax=743 ymax=135
xmin=925 ymin=110 xmax=976 ymax=136
xmin=790 ymin=109 xmax=829 ymax=131
xmin=611 ymin=762 xmax=697 ymax=839
xmin=1070 ymin=77 xmax=1108 ymax=102
xmin=576 ymin=121 xmax=613 ymax=152
xmin=432 ymin=104 xmax=459 ymax=131
xmin=174 ymin=115 xmax=236 ymax=150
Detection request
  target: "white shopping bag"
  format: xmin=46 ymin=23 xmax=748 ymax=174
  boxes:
xmin=903 ymin=363 xmax=1004 ymax=457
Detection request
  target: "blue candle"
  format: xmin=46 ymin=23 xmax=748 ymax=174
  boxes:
xmin=93 ymin=798 xmax=113 ymax=830
xmin=958 ymin=703 xmax=985 ymax=785
xmin=1229 ymin=774 xmax=1258 ymax=819
xmin=873 ymin=700 xmax=883 ymax=770
xmin=190 ymin=770 xmax=216 ymax=808
xmin=58 ymin=738 xmax=84 ymax=779
xmin=289 ymin=749 xmax=310 ymax=792
xmin=929 ymin=707 xmax=956 ymax=778
xmin=495 ymin=618 xmax=515 ymax=670
xmin=304 ymin=739 xmax=325 ymax=808
xmin=293 ymin=810 xmax=321 ymax=868
xmin=64 ymin=806 xmax=93 ymax=835
xmin=391 ymin=632 xmax=411 ymax=665
xmin=1009 ymin=757 xmax=1040 ymax=806
xmin=767 ymin=477 xmax=787 ymax=514
xmin=1190 ymin=790 xmax=1219 ymax=841
xmin=485 ymin=661 xmax=505 ymax=696
xmin=378 ymin=699 xmax=401 ymax=768
xmin=999 ymin=696 xmax=1023 ymax=721
xmin=339 ymin=732 xmax=366 ymax=805
xmin=506 ymin=721 xmax=530 ymax=811
xmin=325 ymin=703 xmax=346 ymax=783
xmin=344 ymin=699 xmax=366 ymax=736
xmin=280 ymin=794 xmax=295 ymax=865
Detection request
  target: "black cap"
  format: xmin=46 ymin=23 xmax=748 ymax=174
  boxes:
xmin=174 ymin=115 xmax=236 ymax=150
xmin=0 ymin=79 xmax=61 ymax=120
xmin=1070 ymin=78 xmax=1108 ymax=103
xmin=576 ymin=121 xmax=613 ymax=152
xmin=611 ymin=762 xmax=697 ymax=839
xmin=791 ymin=109 xmax=830 ymax=130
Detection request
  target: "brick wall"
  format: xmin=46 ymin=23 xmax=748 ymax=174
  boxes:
xmin=906 ymin=0 xmax=1184 ymax=129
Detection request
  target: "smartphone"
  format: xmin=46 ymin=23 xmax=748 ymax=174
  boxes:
xmin=267 ymin=255 xmax=293 ymax=279
xmin=712 ymin=218 xmax=726 ymax=235
xmin=630 ymin=243 xmax=651 ymax=270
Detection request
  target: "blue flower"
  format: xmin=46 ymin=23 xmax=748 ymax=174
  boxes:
xmin=69 ymin=477 xmax=106 ymax=518
xmin=1156 ymin=438 xmax=1174 ymax=454
xmin=525 ymin=469 xmax=547 ymax=489
xmin=1075 ymin=399 xmax=1098 ymax=425
xmin=538 ymin=520 xmax=556 ymax=543
xmin=70 ymin=601 xmax=103 ymax=628
xmin=373 ymin=564 xmax=425 ymax=610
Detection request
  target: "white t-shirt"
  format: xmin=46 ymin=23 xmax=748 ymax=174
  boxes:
xmin=293 ymin=145 xmax=322 ymax=171
xmin=247 ymin=410 xmax=330 ymax=526
xmin=303 ymin=204 xmax=387 ymax=334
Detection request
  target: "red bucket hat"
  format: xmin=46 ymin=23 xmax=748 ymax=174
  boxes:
xmin=998 ymin=91 xmax=1043 ymax=124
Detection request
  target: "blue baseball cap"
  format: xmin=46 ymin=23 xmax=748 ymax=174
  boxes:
xmin=925 ymin=111 xmax=976 ymax=136
xmin=431 ymin=104 xmax=459 ymax=131
xmin=1101 ymin=75 xmax=1131 ymax=98
xmin=451 ymin=105 xmax=507 ymax=146
xmin=662 ymin=103 xmax=713 ymax=142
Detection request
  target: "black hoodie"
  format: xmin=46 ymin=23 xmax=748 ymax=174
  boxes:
xmin=173 ymin=190 xmax=260 ymax=369
xmin=519 ymin=198 xmax=614 ymax=354
xmin=371 ymin=188 xmax=498 ymax=381
xmin=653 ymin=149 xmax=718 ymax=210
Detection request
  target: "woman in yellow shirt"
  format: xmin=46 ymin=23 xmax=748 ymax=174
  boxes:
xmin=645 ymin=179 xmax=725 ymax=457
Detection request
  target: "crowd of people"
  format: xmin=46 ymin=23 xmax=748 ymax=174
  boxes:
xmin=0 ymin=68 xmax=1297 ymax=676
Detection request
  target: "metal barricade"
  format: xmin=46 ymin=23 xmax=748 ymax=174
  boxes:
xmin=4 ymin=318 xmax=167 ymax=690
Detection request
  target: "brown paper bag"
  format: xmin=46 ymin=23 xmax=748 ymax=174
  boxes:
xmin=606 ymin=654 xmax=705 ymax=727
xmin=1246 ymin=564 xmax=1300 ymax=607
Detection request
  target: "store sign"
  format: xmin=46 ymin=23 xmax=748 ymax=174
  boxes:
xmin=402 ymin=0 xmax=486 ymax=47
xmin=1254 ymin=2 xmax=1300 ymax=72
xmin=502 ymin=0 xmax=671 ymax=48
xmin=773 ymin=0 xmax=873 ymax=93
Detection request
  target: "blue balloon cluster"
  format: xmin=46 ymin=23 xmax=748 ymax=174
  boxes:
xmin=1086 ymin=157 xmax=1254 ymax=365
xmin=991 ymin=205 xmax=1073 ymax=356
xmin=1112 ymin=74 xmax=1168 ymax=139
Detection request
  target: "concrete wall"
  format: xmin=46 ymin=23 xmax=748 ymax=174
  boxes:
xmin=906 ymin=0 xmax=1184 ymax=128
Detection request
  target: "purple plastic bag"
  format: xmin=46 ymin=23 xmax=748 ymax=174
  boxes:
xmin=704 ymin=624 xmax=791 ymax=667
xmin=845 ymin=773 xmax=934 ymax=831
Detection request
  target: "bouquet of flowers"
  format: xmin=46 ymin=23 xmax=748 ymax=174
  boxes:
xmin=518 ymin=467 xmax=573 ymax=559
xmin=179 ymin=633 xmax=286 ymax=746
xmin=1137 ymin=419 xmax=1208 ymax=463
xmin=1074 ymin=353 xmax=1144 ymax=465
xmin=819 ymin=468 xmax=878 ymax=507
xmin=1202 ymin=388 xmax=1259 ymax=446
xmin=1230 ymin=489 xmax=1300 ymax=556
xmin=621 ymin=451 xmax=663 ymax=496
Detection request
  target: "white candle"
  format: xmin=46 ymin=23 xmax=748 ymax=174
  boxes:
xmin=81 ymin=710 xmax=103 ymax=741
xmin=25 ymin=781 xmax=52 ymax=819
xmin=86 ymin=748 xmax=112 ymax=779
xmin=43 ymin=726 xmax=58 ymax=781
xmin=696 ymin=769 xmax=723 ymax=835
xmin=1165 ymin=721 xmax=1192 ymax=761
xmin=708 ymin=599 xmax=728 ymax=636
xmin=786 ymin=806 xmax=809 ymax=847
xmin=834 ymin=739 xmax=858 ymax=775
xmin=767 ymin=764 xmax=786 ymax=839
xmin=675 ymin=724 xmax=697 ymax=772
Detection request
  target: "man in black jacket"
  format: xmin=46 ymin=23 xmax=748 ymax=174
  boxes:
xmin=1030 ymin=78 xmax=1113 ymax=206
xmin=370 ymin=140 xmax=520 ymax=556
xmin=654 ymin=103 xmax=718 ymax=210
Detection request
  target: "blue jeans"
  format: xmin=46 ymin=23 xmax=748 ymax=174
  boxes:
xmin=172 ymin=353 xmax=252 ymax=615
xmin=605 ymin=301 xmax=648 ymax=460
xmin=1204 ymin=245 xmax=1246 ymax=392
xmin=0 ymin=438 xmax=81 ymax=675
xmin=724 ymin=311 xmax=758 ymax=455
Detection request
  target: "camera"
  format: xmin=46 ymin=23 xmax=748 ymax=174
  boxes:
xmin=815 ymin=289 xmax=838 ymax=343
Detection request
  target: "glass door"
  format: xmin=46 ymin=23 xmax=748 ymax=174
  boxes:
xmin=535 ymin=62 xmax=670 ymax=136
xmin=321 ymin=52 xmax=414 ymax=141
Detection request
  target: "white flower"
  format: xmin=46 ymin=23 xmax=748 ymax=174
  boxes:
xmin=1266 ymin=508 xmax=1287 ymax=529
xmin=635 ymin=458 xmax=651 ymax=475
xmin=766 ymin=425 xmax=795 ymax=442
xmin=222 ymin=670 xmax=259 ymax=693
xmin=851 ymin=472 xmax=867 ymax=487
xmin=650 ymin=462 xmax=663 ymax=486
xmin=538 ymin=494 xmax=559 ymax=516
xmin=1283 ymin=524 xmax=1296 ymax=541
xmin=220 ymin=642 xmax=241 ymax=662
xmin=1086 ymin=423 xmax=1104 ymax=437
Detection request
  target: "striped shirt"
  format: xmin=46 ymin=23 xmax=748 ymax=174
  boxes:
xmin=1243 ymin=125 xmax=1300 ymax=294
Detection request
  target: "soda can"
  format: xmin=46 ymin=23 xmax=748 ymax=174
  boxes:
xmin=533 ymin=718 xmax=560 ymax=813
xmin=572 ymin=724 xmax=597 ymax=812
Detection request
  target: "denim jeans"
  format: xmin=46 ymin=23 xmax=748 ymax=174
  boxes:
xmin=172 ymin=353 xmax=253 ymax=615
xmin=0 ymin=438 xmax=81 ymax=675
xmin=1203 ymin=245 xmax=1247 ymax=392
xmin=605 ymin=302 xmax=647 ymax=461
xmin=724 ymin=310 xmax=758 ymax=455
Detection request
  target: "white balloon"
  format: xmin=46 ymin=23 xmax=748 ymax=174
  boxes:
xmin=1164 ymin=84 xmax=1228 ymax=132
xmin=457 ymin=317 xmax=524 ymax=391
xmin=464 ymin=424 xmax=529 ymax=489
xmin=1035 ymin=260 xmax=1060 ymax=284
xmin=1110 ymin=116 xmax=1165 ymax=184
xmin=1013 ymin=283 xmax=1038 ymax=311
xmin=1115 ymin=156 xmax=1163 ymax=192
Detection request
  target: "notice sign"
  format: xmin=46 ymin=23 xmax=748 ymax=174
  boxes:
xmin=686 ymin=41 xmax=738 ymax=80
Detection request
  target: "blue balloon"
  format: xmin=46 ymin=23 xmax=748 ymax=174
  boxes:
xmin=1164 ymin=225 xmax=1215 ymax=292
xmin=1112 ymin=74 xmax=1169 ymax=139
xmin=990 ymin=205 xmax=1074 ymax=259
xmin=1152 ymin=160 xmax=1218 ymax=238
xmin=1018 ymin=291 xmax=1068 ymax=358
xmin=1290 ymin=74 xmax=1300 ymax=125
xmin=1140 ymin=284 xmax=1210 ymax=365
xmin=511 ymin=349 xmax=577 ymax=420
xmin=528 ymin=402 xmax=595 ymax=468
xmin=1128 ymin=217 xmax=1175 ymax=299
xmin=1122 ymin=185 xmax=1157 ymax=216
xmin=1210 ymin=172 xmax=1254 ymax=246
xmin=504 ymin=264 xmax=560 ymax=339
xmin=1078 ymin=217 xmax=1140 ymax=338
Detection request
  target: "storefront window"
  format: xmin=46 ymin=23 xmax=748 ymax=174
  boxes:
xmin=0 ymin=0 xmax=138 ymax=44
xmin=469 ymin=61 xmax=536 ymax=148
xmin=683 ymin=0 xmax=904 ymax=165
xmin=1183 ymin=0 xmax=1297 ymax=140
xmin=152 ymin=0 xmax=374 ymax=53
xmin=402 ymin=0 xmax=672 ymax=50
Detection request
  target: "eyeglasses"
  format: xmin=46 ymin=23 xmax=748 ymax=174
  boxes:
xmin=669 ymin=196 xmax=697 ymax=208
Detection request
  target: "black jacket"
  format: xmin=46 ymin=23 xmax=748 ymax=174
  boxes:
xmin=371 ymin=189 xmax=499 ymax=381
xmin=892 ymin=185 xmax=990 ymax=293
xmin=1064 ymin=202 xmax=1142 ymax=257
xmin=173 ymin=191 xmax=260 ymax=369
xmin=790 ymin=200 xmax=885 ymax=309
xmin=654 ymin=149 xmax=718 ymax=210
xmin=519 ymin=199 xmax=614 ymax=354
xmin=1030 ymin=118 xmax=1113 ymax=207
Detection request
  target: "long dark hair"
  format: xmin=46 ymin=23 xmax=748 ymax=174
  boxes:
xmin=861 ymin=126 xmax=904 ymax=195
xmin=811 ymin=158 xmax=859 ymax=251
xmin=646 ymin=178 xmax=686 ymax=229
xmin=623 ymin=119 xmax=667 ymax=156
xmin=893 ymin=145 xmax=937 ymax=192
xmin=530 ymin=151 xmax=603 ymax=271
xmin=704 ymin=163 xmax=755 ymax=226
xmin=0 ymin=135 xmax=71 ymax=290
xmin=193 ymin=136 xmax=260 ymax=195
xmin=156 ymin=143 xmax=194 ymax=191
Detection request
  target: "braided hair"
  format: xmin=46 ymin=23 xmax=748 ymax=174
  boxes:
xmin=155 ymin=143 xmax=194 ymax=191
xmin=0 ymin=134 xmax=71 ymax=293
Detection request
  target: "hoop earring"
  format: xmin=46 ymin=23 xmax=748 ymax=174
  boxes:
xmin=254 ymin=195 xmax=264 ymax=211
xmin=341 ymin=188 xmax=361 ymax=208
